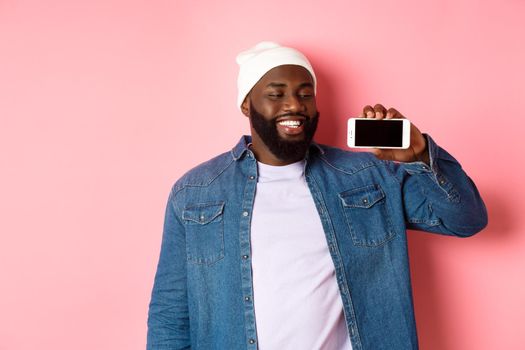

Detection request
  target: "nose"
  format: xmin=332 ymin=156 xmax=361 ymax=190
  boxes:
xmin=283 ymin=95 xmax=305 ymax=113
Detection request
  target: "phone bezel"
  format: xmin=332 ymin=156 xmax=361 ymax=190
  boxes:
xmin=347 ymin=118 xmax=411 ymax=149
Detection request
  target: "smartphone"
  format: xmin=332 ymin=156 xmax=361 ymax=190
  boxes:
xmin=347 ymin=118 xmax=411 ymax=149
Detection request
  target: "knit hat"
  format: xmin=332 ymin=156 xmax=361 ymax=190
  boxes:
xmin=236 ymin=41 xmax=317 ymax=110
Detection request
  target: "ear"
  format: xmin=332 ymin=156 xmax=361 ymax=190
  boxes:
xmin=241 ymin=97 xmax=250 ymax=117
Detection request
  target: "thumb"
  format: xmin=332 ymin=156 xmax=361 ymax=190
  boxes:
xmin=370 ymin=148 xmax=382 ymax=158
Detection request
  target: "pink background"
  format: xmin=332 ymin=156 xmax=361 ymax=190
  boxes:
xmin=1 ymin=1 xmax=524 ymax=349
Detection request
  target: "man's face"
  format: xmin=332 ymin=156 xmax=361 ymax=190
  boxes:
xmin=242 ymin=65 xmax=319 ymax=165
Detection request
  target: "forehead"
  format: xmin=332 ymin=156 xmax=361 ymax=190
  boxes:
xmin=255 ymin=65 xmax=314 ymax=88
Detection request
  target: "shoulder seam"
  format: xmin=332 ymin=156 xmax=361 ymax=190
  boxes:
xmin=172 ymin=156 xmax=235 ymax=196
xmin=318 ymin=154 xmax=380 ymax=175
xmin=381 ymin=159 xmax=402 ymax=185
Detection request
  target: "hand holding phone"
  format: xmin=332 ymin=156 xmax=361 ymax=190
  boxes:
xmin=347 ymin=118 xmax=411 ymax=149
xmin=349 ymin=104 xmax=429 ymax=164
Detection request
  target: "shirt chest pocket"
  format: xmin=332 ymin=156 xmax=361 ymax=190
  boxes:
xmin=339 ymin=184 xmax=397 ymax=247
xmin=182 ymin=201 xmax=225 ymax=265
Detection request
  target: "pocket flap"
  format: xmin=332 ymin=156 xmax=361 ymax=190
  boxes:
xmin=339 ymin=185 xmax=385 ymax=209
xmin=183 ymin=202 xmax=225 ymax=224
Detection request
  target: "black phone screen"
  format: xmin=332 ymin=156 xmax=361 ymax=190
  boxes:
xmin=355 ymin=119 xmax=404 ymax=147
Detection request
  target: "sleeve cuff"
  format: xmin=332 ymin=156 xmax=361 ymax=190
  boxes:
xmin=401 ymin=134 xmax=461 ymax=201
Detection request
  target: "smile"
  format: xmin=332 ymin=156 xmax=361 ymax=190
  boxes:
xmin=277 ymin=120 xmax=303 ymax=128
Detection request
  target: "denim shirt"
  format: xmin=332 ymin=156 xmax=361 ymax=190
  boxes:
xmin=147 ymin=135 xmax=487 ymax=350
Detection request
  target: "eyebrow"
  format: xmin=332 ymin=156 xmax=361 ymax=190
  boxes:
xmin=265 ymin=82 xmax=314 ymax=89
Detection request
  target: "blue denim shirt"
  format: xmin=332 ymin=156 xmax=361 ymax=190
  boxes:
xmin=147 ymin=135 xmax=487 ymax=350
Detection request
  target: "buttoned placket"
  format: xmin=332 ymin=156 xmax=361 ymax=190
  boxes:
xmin=239 ymin=150 xmax=259 ymax=349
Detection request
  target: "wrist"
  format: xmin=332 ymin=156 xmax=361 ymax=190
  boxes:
xmin=412 ymin=139 xmax=429 ymax=165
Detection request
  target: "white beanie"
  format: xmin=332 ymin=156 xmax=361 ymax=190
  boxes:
xmin=236 ymin=41 xmax=317 ymax=110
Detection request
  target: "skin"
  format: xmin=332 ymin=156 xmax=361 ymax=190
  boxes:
xmin=242 ymin=65 xmax=429 ymax=165
xmin=357 ymin=105 xmax=430 ymax=165
xmin=241 ymin=65 xmax=317 ymax=165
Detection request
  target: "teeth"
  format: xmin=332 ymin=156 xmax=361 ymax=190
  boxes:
xmin=278 ymin=120 xmax=301 ymax=127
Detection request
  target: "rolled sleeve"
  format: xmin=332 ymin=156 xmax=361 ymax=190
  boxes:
xmin=396 ymin=134 xmax=488 ymax=236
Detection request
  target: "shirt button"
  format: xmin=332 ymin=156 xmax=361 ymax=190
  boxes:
xmin=242 ymin=211 xmax=249 ymax=217
xmin=363 ymin=199 xmax=368 ymax=204
xmin=244 ymin=296 xmax=251 ymax=301
xmin=242 ymin=255 xmax=249 ymax=259
xmin=249 ymin=175 xmax=255 ymax=180
xmin=249 ymin=339 xmax=256 ymax=344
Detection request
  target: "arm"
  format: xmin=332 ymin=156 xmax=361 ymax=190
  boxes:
xmin=396 ymin=134 xmax=488 ymax=236
xmin=359 ymin=103 xmax=487 ymax=236
xmin=147 ymin=187 xmax=191 ymax=350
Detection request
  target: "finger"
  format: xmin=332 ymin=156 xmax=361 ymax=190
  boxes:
xmin=371 ymin=148 xmax=390 ymax=160
xmin=370 ymin=148 xmax=382 ymax=157
xmin=374 ymin=104 xmax=387 ymax=119
xmin=380 ymin=149 xmax=396 ymax=161
xmin=372 ymin=148 xmax=397 ymax=161
xmin=363 ymin=105 xmax=374 ymax=118
xmin=386 ymin=107 xmax=404 ymax=119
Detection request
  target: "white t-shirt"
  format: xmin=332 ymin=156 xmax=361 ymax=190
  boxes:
xmin=250 ymin=160 xmax=352 ymax=350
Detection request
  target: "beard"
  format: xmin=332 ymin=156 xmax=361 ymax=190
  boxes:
xmin=249 ymin=104 xmax=319 ymax=163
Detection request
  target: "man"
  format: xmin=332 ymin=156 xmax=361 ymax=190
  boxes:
xmin=147 ymin=42 xmax=487 ymax=350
